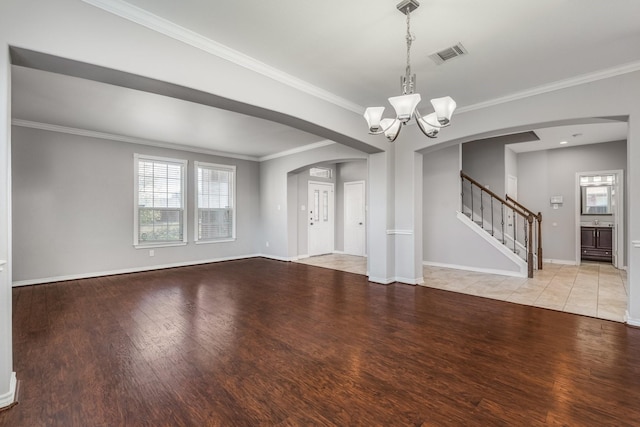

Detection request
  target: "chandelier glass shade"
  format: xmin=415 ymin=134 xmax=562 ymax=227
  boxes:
xmin=363 ymin=0 xmax=457 ymax=142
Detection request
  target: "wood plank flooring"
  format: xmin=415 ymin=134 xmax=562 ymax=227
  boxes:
xmin=2 ymin=258 xmax=640 ymax=426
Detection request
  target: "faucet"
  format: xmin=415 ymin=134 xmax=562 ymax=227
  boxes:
xmin=594 ymin=219 xmax=599 ymax=225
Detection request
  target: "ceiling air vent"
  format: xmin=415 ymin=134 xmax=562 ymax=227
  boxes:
xmin=429 ymin=43 xmax=467 ymax=65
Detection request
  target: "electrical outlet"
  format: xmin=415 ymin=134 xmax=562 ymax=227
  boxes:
xmin=149 ymin=249 xmax=155 ymax=257
xmin=266 ymin=241 xmax=270 ymax=247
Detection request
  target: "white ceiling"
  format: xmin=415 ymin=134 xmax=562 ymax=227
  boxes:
xmin=11 ymin=0 xmax=640 ymax=158
xmin=508 ymin=123 xmax=628 ymax=153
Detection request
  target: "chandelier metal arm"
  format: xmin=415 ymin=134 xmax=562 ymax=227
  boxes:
xmin=367 ymin=118 xmax=402 ymax=142
xmin=414 ymin=108 xmax=446 ymax=128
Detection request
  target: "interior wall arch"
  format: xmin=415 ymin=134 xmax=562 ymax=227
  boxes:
xmin=287 ymin=159 xmax=368 ymax=259
xmin=259 ymin=143 xmax=369 ymax=261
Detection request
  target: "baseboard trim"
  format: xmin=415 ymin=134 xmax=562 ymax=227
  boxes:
xmin=393 ymin=276 xmax=423 ymax=286
xmin=626 ymin=314 xmax=640 ymax=328
xmin=12 ymin=254 xmax=262 ymax=287
xmin=543 ymin=258 xmax=578 ymax=266
xmin=368 ymin=276 xmax=395 ymax=285
xmin=422 ymin=261 xmax=526 ymax=278
xmin=0 ymin=372 xmax=17 ymax=410
xmin=258 ymin=254 xmax=297 ymax=262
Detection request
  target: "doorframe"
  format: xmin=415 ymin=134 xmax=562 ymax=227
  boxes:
xmin=307 ymin=180 xmax=335 ymax=256
xmin=574 ymin=169 xmax=624 ymax=268
xmin=343 ymin=180 xmax=366 ymax=256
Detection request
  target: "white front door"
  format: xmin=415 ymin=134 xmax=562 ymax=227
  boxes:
xmin=344 ymin=181 xmax=366 ymax=256
xmin=308 ymin=181 xmax=334 ymax=256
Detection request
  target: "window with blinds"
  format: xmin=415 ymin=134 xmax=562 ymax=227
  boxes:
xmin=195 ymin=161 xmax=236 ymax=242
xmin=134 ymin=154 xmax=187 ymax=247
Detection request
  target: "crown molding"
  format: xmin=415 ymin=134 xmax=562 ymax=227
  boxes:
xmin=259 ymin=140 xmax=336 ymax=162
xmin=12 ymin=119 xmax=337 ymax=163
xmin=457 ymin=60 xmax=640 ymax=114
xmin=81 ymin=0 xmax=364 ymax=115
xmin=11 ymin=119 xmax=260 ymax=161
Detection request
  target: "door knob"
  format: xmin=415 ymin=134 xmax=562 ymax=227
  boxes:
xmin=359 ymin=222 xmax=363 ymax=225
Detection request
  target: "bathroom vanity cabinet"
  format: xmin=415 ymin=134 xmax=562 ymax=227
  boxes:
xmin=580 ymin=226 xmax=613 ymax=262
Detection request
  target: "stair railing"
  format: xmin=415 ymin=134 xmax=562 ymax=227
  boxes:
xmin=506 ymin=195 xmax=542 ymax=271
xmin=460 ymin=171 xmax=535 ymax=278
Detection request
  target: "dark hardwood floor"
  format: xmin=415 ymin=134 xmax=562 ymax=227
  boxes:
xmin=2 ymin=258 xmax=640 ymax=426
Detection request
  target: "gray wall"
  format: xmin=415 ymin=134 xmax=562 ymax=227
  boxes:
xmin=335 ymin=161 xmax=367 ymax=252
xmin=462 ymin=137 xmax=506 ymax=195
xmin=12 ymin=126 xmax=260 ymax=283
xmin=423 ymin=144 xmax=521 ymax=274
xmin=517 ymin=140 xmax=627 ymax=263
xmin=505 ymin=146 xmax=518 ymax=194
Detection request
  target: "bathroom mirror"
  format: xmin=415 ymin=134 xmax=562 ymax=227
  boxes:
xmin=581 ymin=185 xmax=612 ymax=215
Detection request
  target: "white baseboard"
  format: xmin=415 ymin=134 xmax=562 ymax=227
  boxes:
xmin=543 ymin=258 xmax=578 ymax=266
xmin=626 ymin=312 xmax=640 ymax=327
xmin=296 ymin=254 xmax=310 ymax=260
xmin=393 ymin=276 xmax=423 ymax=286
xmin=258 ymin=253 xmax=296 ymax=262
xmin=368 ymin=276 xmax=395 ymax=285
xmin=0 ymin=372 xmax=17 ymax=409
xmin=367 ymin=275 xmax=424 ymax=285
xmin=12 ymin=254 xmax=262 ymax=287
xmin=423 ymin=261 xmax=526 ymax=278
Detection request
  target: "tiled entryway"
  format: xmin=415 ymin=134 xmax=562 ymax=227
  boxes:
xmin=294 ymin=253 xmax=367 ymax=275
xmin=422 ymin=262 xmax=628 ymax=322
xmin=295 ymin=254 xmax=628 ymax=322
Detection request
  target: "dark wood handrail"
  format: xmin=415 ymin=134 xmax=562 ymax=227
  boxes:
xmin=461 ymin=170 xmax=538 ymax=278
xmin=460 ymin=171 xmax=531 ymax=222
xmin=505 ymin=195 xmax=541 ymax=221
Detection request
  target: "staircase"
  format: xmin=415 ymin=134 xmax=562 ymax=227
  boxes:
xmin=460 ymin=171 xmax=542 ymax=278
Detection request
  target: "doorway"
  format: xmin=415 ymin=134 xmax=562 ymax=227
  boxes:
xmin=575 ymin=170 xmax=624 ymax=269
xmin=308 ymin=181 xmax=334 ymax=256
xmin=343 ymin=181 xmax=366 ymax=256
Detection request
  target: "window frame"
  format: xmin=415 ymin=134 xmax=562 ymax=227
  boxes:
xmin=194 ymin=161 xmax=237 ymax=244
xmin=133 ymin=153 xmax=188 ymax=249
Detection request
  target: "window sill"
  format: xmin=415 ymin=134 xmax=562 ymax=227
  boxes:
xmin=195 ymin=238 xmax=236 ymax=245
xmin=134 ymin=242 xmax=187 ymax=249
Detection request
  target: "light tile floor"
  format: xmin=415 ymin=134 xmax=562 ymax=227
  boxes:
xmin=295 ymin=254 xmax=368 ymax=275
xmin=295 ymin=255 xmax=628 ymax=323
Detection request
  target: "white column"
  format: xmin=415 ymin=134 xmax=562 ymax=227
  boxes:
xmin=627 ymin=115 xmax=640 ymax=325
xmin=367 ymin=151 xmax=395 ymax=284
xmin=0 ymin=46 xmax=16 ymax=409
xmin=392 ymin=142 xmax=424 ymax=285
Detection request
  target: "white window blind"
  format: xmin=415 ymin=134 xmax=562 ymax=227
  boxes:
xmin=134 ymin=154 xmax=187 ymax=246
xmin=195 ymin=162 xmax=236 ymax=242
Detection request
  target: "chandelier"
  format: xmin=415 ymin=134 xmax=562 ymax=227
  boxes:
xmin=363 ymin=0 xmax=457 ymax=142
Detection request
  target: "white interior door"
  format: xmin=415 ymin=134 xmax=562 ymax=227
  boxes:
xmin=308 ymin=181 xmax=334 ymax=256
xmin=344 ymin=181 xmax=365 ymax=256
